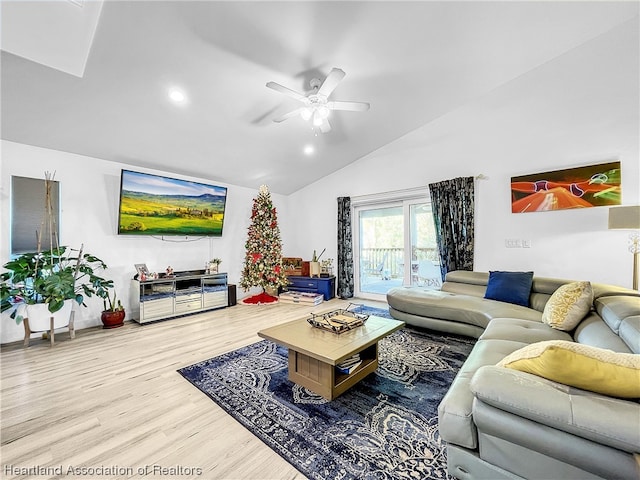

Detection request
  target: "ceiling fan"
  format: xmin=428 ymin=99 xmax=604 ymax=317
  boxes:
xmin=266 ymin=68 xmax=370 ymax=133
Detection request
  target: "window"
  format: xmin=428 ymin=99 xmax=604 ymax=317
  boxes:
xmin=11 ymin=176 xmax=60 ymax=255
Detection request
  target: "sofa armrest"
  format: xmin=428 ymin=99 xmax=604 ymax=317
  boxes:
xmin=470 ymin=365 xmax=640 ymax=453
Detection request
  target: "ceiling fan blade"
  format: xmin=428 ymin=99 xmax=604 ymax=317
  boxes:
xmin=266 ymin=82 xmax=307 ymax=102
xmin=327 ymin=101 xmax=370 ymax=112
xmin=319 ymin=118 xmax=332 ymax=133
xmin=317 ymin=68 xmax=346 ymax=97
xmin=273 ymin=108 xmax=303 ymax=123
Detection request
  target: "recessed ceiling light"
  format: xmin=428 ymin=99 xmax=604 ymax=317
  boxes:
xmin=303 ymin=145 xmax=315 ymax=155
xmin=168 ymin=88 xmax=186 ymax=103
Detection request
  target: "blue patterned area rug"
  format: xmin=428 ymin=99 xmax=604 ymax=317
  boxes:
xmin=178 ymin=306 xmax=475 ymax=480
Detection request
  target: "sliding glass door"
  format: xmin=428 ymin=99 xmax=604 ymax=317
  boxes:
xmin=356 ymin=204 xmax=404 ymax=298
xmin=354 ymin=197 xmax=439 ymax=300
xmin=407 ymin=203 xmax=441 ymax=289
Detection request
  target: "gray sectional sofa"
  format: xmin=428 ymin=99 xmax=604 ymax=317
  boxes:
xmin=387 ymin=270 xmax=640 ymax=480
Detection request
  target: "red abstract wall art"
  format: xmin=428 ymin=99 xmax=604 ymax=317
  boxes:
xmin=511 ymin=161 xmax=621 ymax=213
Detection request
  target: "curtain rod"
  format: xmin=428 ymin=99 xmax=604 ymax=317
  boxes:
xmin=350 ymin=186 xmax=429 ymax=204
xmin=349 ymin=175 xmax=487 ymax=204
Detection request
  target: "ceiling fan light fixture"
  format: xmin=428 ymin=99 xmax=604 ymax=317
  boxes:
xmin=267 ymin=67 xmax=368 ymax=133
xmin=316 ymin=105 xmax=330 ymax=119
xmin=300 ymin=107 xmax=313 ymax=121
xmin=313 ymin=113 xmax=324 ymax=127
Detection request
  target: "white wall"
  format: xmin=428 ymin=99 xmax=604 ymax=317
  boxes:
xmin=0 ymin=141 xmax=288 ymax=343
xmin=284 ymin=18 xmax=639 ymax=289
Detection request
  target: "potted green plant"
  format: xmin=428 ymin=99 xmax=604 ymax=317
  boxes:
xmin=207 ymin=258 xmax=222 ymax=274
xmin=310 ymin=249 xmax=325 ymax=278
xmin=1 ymin=244 xmax=114 ymax=342
xmin=101 ymin=289 xmax=125 ymax=329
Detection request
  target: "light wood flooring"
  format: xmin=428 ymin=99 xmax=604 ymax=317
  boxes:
xmin=1 ymin=297 xmax=387 ymax=480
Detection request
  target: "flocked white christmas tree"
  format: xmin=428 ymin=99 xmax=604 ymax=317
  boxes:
xmin=239 ymin=185 xmax=288 ymax=302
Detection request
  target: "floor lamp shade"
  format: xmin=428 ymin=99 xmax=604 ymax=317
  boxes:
xmin=608 ymin=205 xmax=640 ymax=230
xmin=608 ymin=205 xmax=640 ymax=290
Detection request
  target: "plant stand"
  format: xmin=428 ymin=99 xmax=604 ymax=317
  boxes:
xmin=23 ymin=313 xmax=75 ymax=347
xmin=21 ymin=301 xmax=75 ymax=348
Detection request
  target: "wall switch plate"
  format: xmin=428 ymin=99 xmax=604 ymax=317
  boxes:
xmin=522 ymin=239 xmax=531 ymax=248
xmin=505 ymin=239 xmax=522 ymax=248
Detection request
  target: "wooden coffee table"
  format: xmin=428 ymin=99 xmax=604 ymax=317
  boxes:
xmin=258 ymin=315 xmax=405 ymax=400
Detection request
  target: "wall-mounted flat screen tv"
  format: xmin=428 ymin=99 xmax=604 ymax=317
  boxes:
xmin=117 ymin=169 xmax=227 ymax=236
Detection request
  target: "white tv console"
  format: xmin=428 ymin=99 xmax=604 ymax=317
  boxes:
xmin=130 ymin=271 xmax=228 ymax=324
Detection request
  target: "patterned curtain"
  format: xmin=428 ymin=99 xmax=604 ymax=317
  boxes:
xmin=337 ymin=197 xmax=354 ymax=298
xmin=428 ymin=177 xmax=475 ymax=278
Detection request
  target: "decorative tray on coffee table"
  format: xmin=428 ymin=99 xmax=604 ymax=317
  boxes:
xmin=306 ymin=304 xmax=369 ymax=334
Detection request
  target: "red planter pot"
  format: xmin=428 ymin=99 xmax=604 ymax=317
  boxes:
xmin=101 ymin=310 xmax=125 ymax=329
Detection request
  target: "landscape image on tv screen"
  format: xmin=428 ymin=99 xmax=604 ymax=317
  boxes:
xmin=118 ymin=170 xmax=227 ymax=236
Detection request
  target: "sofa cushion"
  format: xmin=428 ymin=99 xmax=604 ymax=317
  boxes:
xmin=471 ymin=366 xmax=640 ymax=454
xmin=591 ymin=295 xmax=640 ymax=353
xmin=480 ymin=318 xmax=572 ymax=344
xmin=388 ymin=307 xmax=486 ymax=338
xmin=443 ymin=271 xmax=576 ymax=311
xmin=592 ymin=283 xmax=640 ymax=300
xmin=438 ymin=338 xmax=527 ymax=449
xmin=498 ymin=340 xmax=640 ymax=398
xmin=484 ymin=271 xmax=534 ymax=307
xmin=596 ymin=295 xmax=640 ymax=334
xmin=441 ymin=270 xmax=489 ymax=298
xmin=387 ymin=288 xmax=542 ymax=330
xmin=541 ymin=281 xmax=593 ymax=331
xmin=573 ymin=314 xmax=634 ymax=353
xmin=619 ymin=316 xmax=640 ymax=354
xmin=444 ymin=270 xmax=491 ymax=287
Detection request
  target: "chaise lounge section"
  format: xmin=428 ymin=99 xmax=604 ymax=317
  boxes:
xmin=387 ymin=270 xmax=640 ymax=480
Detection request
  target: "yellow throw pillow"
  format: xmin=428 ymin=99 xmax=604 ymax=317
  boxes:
xmin=498 ymin=340 xmax=640 ymax=398
xmin=542 ymin=281 xmax=593 ymax=331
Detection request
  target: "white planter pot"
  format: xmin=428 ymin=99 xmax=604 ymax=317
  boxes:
xmin=24 ymin=300 xmax=73 ymax=332
xmin=309 ymin=262 xmax=321 ymax=277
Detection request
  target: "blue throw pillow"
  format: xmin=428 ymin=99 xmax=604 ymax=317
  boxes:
xmin=484 ymin=271 xmax=534 ymax=307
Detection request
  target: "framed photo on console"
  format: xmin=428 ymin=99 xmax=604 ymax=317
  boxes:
xmin=134 ymin=263 xmax=150 ymax=278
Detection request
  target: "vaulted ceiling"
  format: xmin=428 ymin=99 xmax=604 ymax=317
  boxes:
xmin=2 ymin=1 xmax=638 ymax=194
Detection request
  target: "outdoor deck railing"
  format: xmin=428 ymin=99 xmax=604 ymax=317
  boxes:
xmin=360 ymin=247 xmax=439 ymax=279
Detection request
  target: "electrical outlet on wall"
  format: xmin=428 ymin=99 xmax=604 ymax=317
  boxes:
xmin=522 ymin=239 xmax=531 ymax=248
xmin=505 ymin=239 xmax=522 ymax=248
